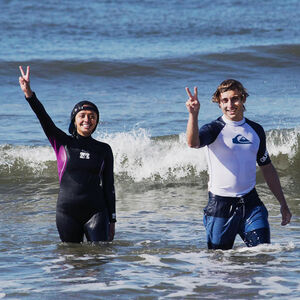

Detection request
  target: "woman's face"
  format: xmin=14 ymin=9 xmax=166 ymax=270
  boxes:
xmin=74 ymin=109 xmax=98 ymax=137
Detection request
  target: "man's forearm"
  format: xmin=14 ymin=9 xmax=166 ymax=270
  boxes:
xmin=186 ymin=114 xmax=200 ymax=148
xmin=260 ymin=163 xmax=288 ymax=207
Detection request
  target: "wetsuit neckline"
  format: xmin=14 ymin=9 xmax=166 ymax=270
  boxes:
xmin=74 ymin=132 xmax=93 ymax=140
xmin=221 ymin=115 xmax=245 ymax=126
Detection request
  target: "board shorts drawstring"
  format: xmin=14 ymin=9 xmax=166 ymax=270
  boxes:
xmin=205 ymin=188 xmax=262 ymax=219
xmin=237 ymin=197 xmax=246 ymax=218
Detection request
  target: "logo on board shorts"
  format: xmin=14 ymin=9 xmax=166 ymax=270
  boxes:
xmin=80 ymin=150 xmax=90 ymax=159
xmin=232 ymin=134 xmax=252 ymax=144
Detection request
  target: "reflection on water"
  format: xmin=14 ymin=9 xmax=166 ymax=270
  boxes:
xmin=0 ymin=182 xmax=299 ymax=298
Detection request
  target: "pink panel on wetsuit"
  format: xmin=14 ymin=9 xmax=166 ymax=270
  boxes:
xmin=52 ymin=140 xmax=67 ymax=183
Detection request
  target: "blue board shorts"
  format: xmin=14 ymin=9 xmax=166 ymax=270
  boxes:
xmin=203 ymin=188 xmax=270 ymax=250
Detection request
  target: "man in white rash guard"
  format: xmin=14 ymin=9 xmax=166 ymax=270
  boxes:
xmin=185 ymin=79 xmax=292 ymax=250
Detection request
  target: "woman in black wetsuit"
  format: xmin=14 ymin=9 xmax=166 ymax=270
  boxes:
xmin=19 ymin=66 xmax=116 ymax=243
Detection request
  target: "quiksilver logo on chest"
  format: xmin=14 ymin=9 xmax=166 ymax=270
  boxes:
xmin=232 ymin=134 xmax=252 ymax=144
xmin=80 ymin=150 xmax=90 ymax=159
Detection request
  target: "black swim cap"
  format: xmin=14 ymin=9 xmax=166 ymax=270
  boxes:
xmin=68 ymin=100 xmax=100 ymax=135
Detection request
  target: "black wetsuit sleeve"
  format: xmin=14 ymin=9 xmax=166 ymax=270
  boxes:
xmin=102 ymin=145 xmax=116 ymax=223
xmin=25 ymin=92 xmax=68 ymax=146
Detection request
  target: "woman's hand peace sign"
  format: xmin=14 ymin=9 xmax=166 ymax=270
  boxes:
xmin=19 ymin=66 xmax=33 ymax=98
xmin=185 ymin=86 xmax=200 ymax=116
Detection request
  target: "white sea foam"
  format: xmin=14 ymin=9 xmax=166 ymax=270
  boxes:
xmin=139 ymin=254 xmax=168 ymax=267
xmin=0 ymin=144 xmax=55 ymax=174
xmin=225 ymin=241 xmax=295 ymax=255
xmin=266 ymin=128 xmax=299 ymax=158
xmin=256 ymin=276 xmax=293 ymax=296
xmin=98 ymin=129 xmax=207 ymax=181
xmin=61 ymin=280 xmax=144 ymax=293
xmin=0 ymin=128 xmax=299 ymax=181
xmin=57 ymin=277 xmax=96 ymax=283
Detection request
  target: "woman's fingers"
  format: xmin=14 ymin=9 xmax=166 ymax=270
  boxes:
xmin=19 ymin=65 xmax=30 ymax=81
xmin=19 ymin=66 xmax=25 ymax=77
xmin=194 ymin=86 xmax=198 ymax=99
xmin=185 ymin=87 xmax=193 ymax=99
xmin=25 ymin=66 xmax=30 ymax=81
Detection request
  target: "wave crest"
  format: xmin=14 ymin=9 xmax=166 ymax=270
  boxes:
xmin=97 ymin=129 xmax=207 ymax=182
xmin=0 ymin=127 xmax=299 ymax=183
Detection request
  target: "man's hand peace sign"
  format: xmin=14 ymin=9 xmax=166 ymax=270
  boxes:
xmin=19 ymin=66 xmax=33 ymax=98
xmin=185 ymin=86 xmax=200 ymax=115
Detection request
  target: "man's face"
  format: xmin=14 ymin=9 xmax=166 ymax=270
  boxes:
xmin=219 ymin=89 xmax=246 ymax=121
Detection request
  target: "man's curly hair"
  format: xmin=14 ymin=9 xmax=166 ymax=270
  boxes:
xmin=212 ymin=79 xmax=249 ymax=103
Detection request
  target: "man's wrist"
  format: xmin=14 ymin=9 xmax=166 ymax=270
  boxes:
xmin=280 ymin=203 xmax=289 ymax=209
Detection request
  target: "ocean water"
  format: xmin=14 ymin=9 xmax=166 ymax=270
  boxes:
xmin=0 ymin=0 xmax=300 ymax=299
